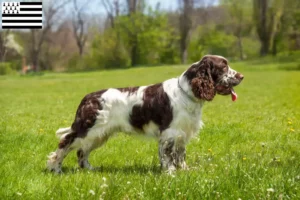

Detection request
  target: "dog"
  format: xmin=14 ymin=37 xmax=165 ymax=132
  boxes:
xmin=47 ymin=55 xmax=244 ymax=173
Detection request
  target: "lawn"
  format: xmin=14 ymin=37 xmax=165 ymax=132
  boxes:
xmin=0 ymin=59 xmax=299 ymax=199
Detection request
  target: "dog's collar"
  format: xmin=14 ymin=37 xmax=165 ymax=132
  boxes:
xmin=177 ymin=77 xmax=198 ymax=102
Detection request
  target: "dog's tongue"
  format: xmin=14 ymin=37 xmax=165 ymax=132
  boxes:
xmin=231 ymin=89 xmax=237 ymax=102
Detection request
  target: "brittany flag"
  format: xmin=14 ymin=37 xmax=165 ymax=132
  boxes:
xmin=2 ymin=1 xmax=42 ymax=29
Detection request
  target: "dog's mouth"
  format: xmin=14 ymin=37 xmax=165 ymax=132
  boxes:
xmin=215 ymin=85 xmax=238 ymax=102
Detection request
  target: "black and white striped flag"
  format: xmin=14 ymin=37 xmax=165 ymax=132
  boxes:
xmin=2 ymin=1 xmax=42 ymax=29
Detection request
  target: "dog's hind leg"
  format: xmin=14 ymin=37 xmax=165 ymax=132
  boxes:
xmin=47 ymin=131 xmax=81 ymax=173
xmin=77 ymin=131 xmax=111 ymax=170
xmin=47 ymin=91 xmax=107 ymax=173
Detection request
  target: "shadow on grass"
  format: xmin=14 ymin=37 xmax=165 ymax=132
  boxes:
xmin=278 ymin=63 xmax=300 ymax=71
xmin=43 ymin=164 xmax=161 ymax=175
xmin=93 ymin=164 xmax=161 ymax=174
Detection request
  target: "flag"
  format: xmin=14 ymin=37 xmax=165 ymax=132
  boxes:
xmin=1 ymin=1 xmax=42 ymax=29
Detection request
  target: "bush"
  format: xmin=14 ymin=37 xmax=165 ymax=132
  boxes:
xmin=81 ymin=10 xmax=179 ymax=69
xmin=67 ymin=55 xmax=86 ymax=72
xmin=0 ymin=62 xmax=16 ymax=75
xmin=188 ymin=24 xmax=237 ymax=62
xmin=241 ymin=37 xmax=260 ymax=59
xmin=84 ymin=31 xmax=130 ymax=70
xmin=188 ymin=24 xmax=262 ymax=61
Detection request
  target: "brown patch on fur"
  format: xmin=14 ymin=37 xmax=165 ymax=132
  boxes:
xmin=184 ymin=55 xmax=233 ymax=101
xmin=130 ymin=83 xmax=173 ymax=132
xmin=184 ymin=59 xmax=215 ymax=101
xmin=71 ymin=90 xmax=107 ymax=138
xmin=77 ymin=149 xmax=84 ymax=159
xmin=117 ymin=86 xmax=139 ymax=95
xmin=58 ymin=132 xmax=76 ymax=149
xmin=77 ymin=149 xmax=85 ymax=168
xmin=235 ymin=72 xmax=244 ymax=80
xmin=207 ymin=56 xmax=229 ymax=82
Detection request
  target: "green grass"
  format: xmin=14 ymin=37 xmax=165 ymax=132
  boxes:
xmin=0 ymin=60 xmax=299 ymax=200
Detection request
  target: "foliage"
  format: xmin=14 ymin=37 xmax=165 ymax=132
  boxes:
xmin=188 ymin=24 xmax=237 ymax=61
xmin=67 ymin=54 xmax=88 ymax=71
xmin=1 ymin=0 xmax=300 ymax=71
xmin=0 ymin=62 xmax=17 ymax=75
xmin=0 ymin=59 xmax=299 ymax=199
xmin=131 ymin=9 xmax=179 ymax=65
xmin=84 ymin=30 xmax=130 ymax=70
xmin=84 ymin=9 xmax=180 ymax=70
xmin=240 ymin=37 xmax=261 ymax=59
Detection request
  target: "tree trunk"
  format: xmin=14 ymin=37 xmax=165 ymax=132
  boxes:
xmin=179 ymin=0 xmax=193 ymax=64
xmin=179 ymin=25 xmax=189 ymax=64
xmin=127 ymin=0 xmax=139 ymax=66
xmin=131 ymin=38 xmax=138 ymax=66
xmin=237 ymin=34 xmax=244 ymax=60
xmin=78 ymin=41 xmax=84 ymax=56
xmin=0 ymin=37 xmax=6 ymax=62
xmin=260 ymin=40 xmax=269 ymax=56
xmin=0 ymin=30 xmax=10 ymax=62
xmin=31 ymin=50 xmax=40 ymax=72
xmin=30 ymin=30 xmax=39 ymax=72
xmin=180 ymin=45 xmax=188 ymax=64
xmin=272 ymin=33 xmax=279 ymax=56
xmin=254 ymin=0 xmax=271 ymax=56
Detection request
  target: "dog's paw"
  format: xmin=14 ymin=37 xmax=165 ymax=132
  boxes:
xmin=79 ymin=160 xmax=94 ymax=170
xmin=179 ymin=161 xmax=189 ymax=170
xmin=47 ymin=152 xmax=63 ymax=174
xmin=165 ymin=165 xmax=176 ymax=175
xmin=49 ymin=168 xmax=63 ymax=174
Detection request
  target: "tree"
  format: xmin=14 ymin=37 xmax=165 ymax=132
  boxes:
xmin=101 ymin=0 xmax=129 ymax=67
xmin=101 ymin=0 xmax=120 ymax=28
xmin=253 ymin=0 xmax=284 ymax=56
xmin=72 ymin=0 xmax=90 ymax=56
xmin=101 ymin=0 xmax=121 ymax=49
xmin=270 ymin=0 xmax=300 ymax=55
xmin=29 ymin=0 xmax=69 ymax=71
xmin=178 ymin=0 xmax=193 ymax=64
xmin=0 ymin=30 xmax=10 ymax=62
xmin=101 ymin=0 xmax=142 ymax=66
xmin=222 ymin=0 xmax=252 ymax=60
xmin=126 ymin=0 xmax=139 ymax=66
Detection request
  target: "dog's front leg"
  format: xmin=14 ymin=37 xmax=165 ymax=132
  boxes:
xmin=174 ymin=135 xmax=188 ymax=170
xmin=159 ymin=137 xmax=176 ymax=174
xmin=159 ymin=129 xmax=187 ymax=174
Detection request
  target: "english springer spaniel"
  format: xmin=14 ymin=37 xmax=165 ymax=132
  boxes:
xmin=47 ymin=55 xmax=244 ymax=173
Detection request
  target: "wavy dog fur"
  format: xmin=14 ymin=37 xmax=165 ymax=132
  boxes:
xmin=47 ymin=55 xmax=244 ymax=174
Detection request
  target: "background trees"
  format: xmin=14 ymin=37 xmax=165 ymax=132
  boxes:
xmin=28 ymin=0 xmax=70 ymax=71
xmin=0 ymin=30 xmax=10 ymax=62
xmin=1 ymin=0 xmax=300 ymax=73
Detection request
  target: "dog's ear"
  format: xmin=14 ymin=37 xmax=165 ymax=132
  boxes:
xmin=190 ymin=58 xmax=216 ymax=101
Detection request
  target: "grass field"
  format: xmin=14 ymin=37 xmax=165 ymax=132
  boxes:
xmin=0 ymin=58 xmax=299 ymax=199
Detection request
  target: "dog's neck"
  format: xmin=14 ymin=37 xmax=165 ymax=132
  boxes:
xmin=178 ymin=73 xmax=202 ymax=103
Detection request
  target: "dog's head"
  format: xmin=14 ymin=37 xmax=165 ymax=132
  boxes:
xmin=184 ymin=55 xmax=244 ymax=101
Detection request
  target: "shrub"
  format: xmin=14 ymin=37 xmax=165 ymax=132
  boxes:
xmin=67 ymin=55 xmax=86 ymax=72
xmin=0 ymin=62 xmax=16 ymax=75
xmin=188 ymin=24 xmax=237 ymax=62
xmin=79 ymin=30 xmax=130 ymax=70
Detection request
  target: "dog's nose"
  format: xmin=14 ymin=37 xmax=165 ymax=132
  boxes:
xmin=235 ymin=73 xmax=244 ymax=80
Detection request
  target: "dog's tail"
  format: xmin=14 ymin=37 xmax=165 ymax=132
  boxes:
xmin=56 ymin=127 xmax=71 ymax=139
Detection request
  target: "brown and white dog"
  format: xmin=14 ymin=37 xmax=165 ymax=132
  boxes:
xmin=47 ymin=55 xmax=244 ymax=173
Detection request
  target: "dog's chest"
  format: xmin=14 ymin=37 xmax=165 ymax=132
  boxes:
xmin=171 ymin=104 xmax=203 ymax=139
